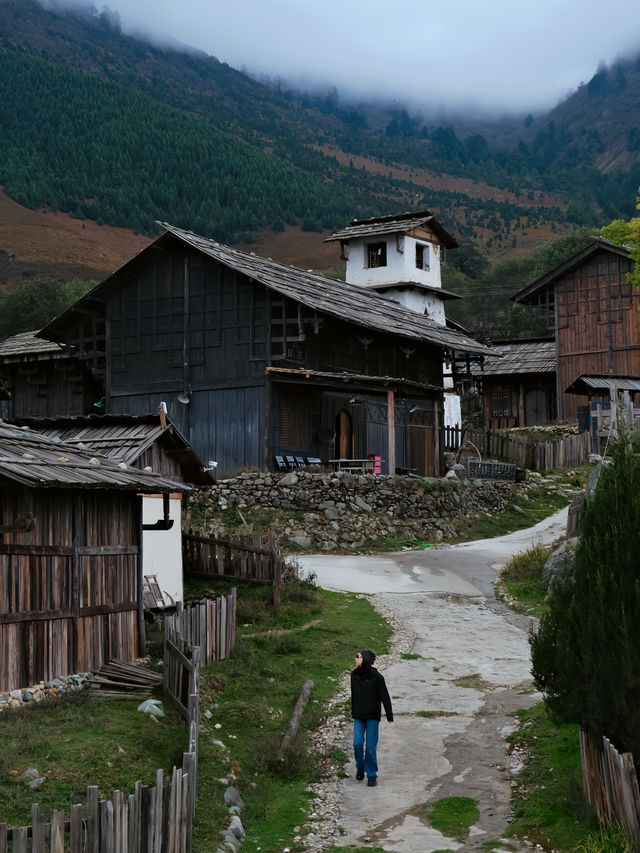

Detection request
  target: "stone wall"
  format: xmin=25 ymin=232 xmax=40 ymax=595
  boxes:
xmin=185 ymin=470 xmax=535 ymax=552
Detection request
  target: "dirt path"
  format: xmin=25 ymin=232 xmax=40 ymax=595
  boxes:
xmin=296 ymin=509 xmax=567 ymax=852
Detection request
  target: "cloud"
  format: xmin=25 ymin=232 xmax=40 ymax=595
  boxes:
xmin=38 ymin=0 xmax=640 ymax=113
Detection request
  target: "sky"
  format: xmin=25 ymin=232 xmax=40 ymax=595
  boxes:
xmin=54 ymin=0 xmax=640 ymax=114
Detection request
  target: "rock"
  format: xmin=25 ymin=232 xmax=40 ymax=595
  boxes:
xmin=224 ymin=786 xmax=245 ymax=811
xmin=279 ymin=472 xmax=298 ymax=486
xmin=542 ymin=538 xmax=578 ymax=592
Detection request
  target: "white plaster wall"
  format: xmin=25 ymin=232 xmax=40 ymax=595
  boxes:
xmin=380 ymin=288 xmax=447 ymax=325
xmin=444 ymin=392 xmax=462 ymax=429
xmin=142 ymin=495 xmax=183 ymax=604
xmin=346 ymin=235 xmax=442 ymax=288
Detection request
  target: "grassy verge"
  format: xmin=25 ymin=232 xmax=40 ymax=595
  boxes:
xmin=188 ymin=577 xmax=391 ymax=852
xmin=499 ymin=542 xmax=553 ymax=619
xmin=452 ymin=486 xmax=568 ymax=543
xmin=0 ymin=691 xmax=186 ymax=826
xmin=505 ymin=703 xmax=595 ymax=851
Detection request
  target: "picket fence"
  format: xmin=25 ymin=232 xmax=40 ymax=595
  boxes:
xmin=463 ymin=428 xmax=591 ymax=472
xmin=580 ymin=729 xmax=640 ymax=847
xmin=0 ymin=591 xmax=237 ymax=852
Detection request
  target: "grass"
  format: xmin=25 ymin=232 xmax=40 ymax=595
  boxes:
xmin=0 ymin=691 xmax=186 ymax=826
xmin=505 ymin=699 xmax=598 ymax=850
xmin=417 ymin=709 xmax=458 ymax=718
xmin=500 ymin=542 xmax=554 ymax=619
xmin=418 ymin=795 xmax=479 ymax=843
xmin=453 ymin=486 xmax=568 ymax=542
xmin=189 ymin=577 xmax=391 ymax=852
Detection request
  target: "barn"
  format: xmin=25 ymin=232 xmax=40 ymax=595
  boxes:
xmin=0 ymin=422 xmax=187 ymax=692
xmin=37 ymin=223 xmax=493 ymax=477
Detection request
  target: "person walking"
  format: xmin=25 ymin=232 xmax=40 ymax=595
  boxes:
xmin=351 ymin=648 xmax=393 ymax=787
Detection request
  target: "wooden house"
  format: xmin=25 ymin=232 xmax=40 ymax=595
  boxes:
xmin=512 ymin=239 xmax=640 ymax=420
xmin=38 ymin=223 xmax=493 ymax=477
xmin=0 ymin=422 xmax=187 ymax=692
xmin=14 ymin=413 xmax=213 ymax=605
xmin=0 ymin=330 xmax=101 ymax=421
xmin=468 ymin=339 xmax=557 ymax=428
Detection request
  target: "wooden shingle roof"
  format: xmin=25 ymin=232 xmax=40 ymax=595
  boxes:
xmin=15 ymin=414 xmax=212 ymax=485
xmin=325 ymin=210 xmax=458 ymax=248
xmin=470 ymin=340 xmax=556 ymax=376
xmin=40 ymin=224 xmax=491 ymax=355
xmin=0 ymin=330 xmax=67 ymax=360
xmin=0 ymin=422 xmax=188 ymax=491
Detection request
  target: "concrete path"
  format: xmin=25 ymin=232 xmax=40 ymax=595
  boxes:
xmin=298 ymin=508 xmax=567 ymax=852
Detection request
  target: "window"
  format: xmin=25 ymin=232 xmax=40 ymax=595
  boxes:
xmin=366 ymin=242 xmax=387 ymax=268
xmin=415 ymin=243 xmax=430 ymax=270
xmin=490 ymin=393 xmax=510 ymax=417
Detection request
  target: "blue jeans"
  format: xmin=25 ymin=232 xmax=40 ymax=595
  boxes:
xmin=353 ymin=718 xmax=379 ymax=778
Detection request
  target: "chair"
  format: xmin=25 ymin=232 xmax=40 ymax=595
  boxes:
xmin=285 ymin=455 xmax=297 ymax=469
xmin=306 ymin=457 xmax=322 ymax=466
xmin=274 ymin=455 xmax=287 ymax=471
xmin=295 ymin=456 xmax=306 ymax=467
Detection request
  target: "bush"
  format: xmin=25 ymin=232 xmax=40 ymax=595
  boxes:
xmin=531 ymin=436 xmax=640 ymax=762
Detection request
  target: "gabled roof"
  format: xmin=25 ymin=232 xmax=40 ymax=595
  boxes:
xmin=512 ymin=238 xmax=629 ymax=304
xmin=0 ymin=421 xmax=188 ymax=491
xmin=40 ymin=223 xmax=493 ymax=357
xmin=470 ymin=339 xmax=556 ymax=376
xmin=325 ymin=210 xmax=458 ymax=248
xmin=14 ymin=414 xmax=213 ymax=485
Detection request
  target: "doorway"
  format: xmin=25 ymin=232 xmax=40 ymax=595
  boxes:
xmin=334 ymin=408 xmax=353 ymax=459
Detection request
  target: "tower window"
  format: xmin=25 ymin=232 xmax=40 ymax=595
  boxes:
xmin=416 ymin=243 xmax=430 ymax=270
xmin=366 ymin=242 xmax=387 ymax=268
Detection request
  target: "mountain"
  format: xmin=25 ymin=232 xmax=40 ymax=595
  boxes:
xmin=0 ymin=0 xmax=639 ymax=337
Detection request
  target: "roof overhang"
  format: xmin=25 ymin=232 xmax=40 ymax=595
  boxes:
xmin=565 ymin=375 xmax=640 ymax=395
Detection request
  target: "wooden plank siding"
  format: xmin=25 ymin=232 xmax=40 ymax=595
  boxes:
xmin=552 ymin=250 xmax=640 ymax=419
xmin=0 ymin=487 xmax=141 ymax=691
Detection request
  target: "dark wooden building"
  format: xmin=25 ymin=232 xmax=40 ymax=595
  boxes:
xmin=468 ymin=339 xmax=557 ymax=428
xmin=512 ymin=240 xmax=640 ymax=420
xmin=38 ymin=224 xmax=493 ymax=477
xmin=0 ymin=423 xmax=186 ymax=691
xmin=0 ymin=331 xmax=101 ymax=421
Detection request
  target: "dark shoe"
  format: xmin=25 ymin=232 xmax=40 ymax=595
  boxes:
xmin=367 ymin=777 xmax=377 ymax=787
xmin=356 ymin=767 xmax=365 ymax=781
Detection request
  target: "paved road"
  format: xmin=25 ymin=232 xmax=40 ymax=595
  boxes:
xmin=298 ymin=508 xmax=567 ymax=852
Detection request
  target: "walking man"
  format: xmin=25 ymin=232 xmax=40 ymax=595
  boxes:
xmin=351 ymin=649 xmax=393 ymax=787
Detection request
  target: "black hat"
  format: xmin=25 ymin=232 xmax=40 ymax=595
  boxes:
xmin=360 ymin=649 xmax=376 ymax=667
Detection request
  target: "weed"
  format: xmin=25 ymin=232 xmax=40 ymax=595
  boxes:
xmin=573 ymin=821 xmax=634 ymax=852
xmin=417 ymin=710 xmax=459 ymax=718
xmin=505 ymin=703 xmax=597 ymax=850
xmin=330 ymin=746 xmax=349 ymax=767
xmin=402 ymin=652 xmax=422 ymax=659
xmin=500 ymin=543 xmax=553 ymax=619
xmin=453 ymin=673 xmax=493 ymax=690
xmin=421 ymin=795 xmax=479 ymax=842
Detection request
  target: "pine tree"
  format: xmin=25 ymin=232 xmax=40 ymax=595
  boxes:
xmin=531 ymin=435 xmax=640 ymax=764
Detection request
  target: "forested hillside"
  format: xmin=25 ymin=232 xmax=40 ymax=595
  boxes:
xmin=0 ymin=0 xmax=639 ymax=338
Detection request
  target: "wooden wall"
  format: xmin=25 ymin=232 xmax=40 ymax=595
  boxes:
xmin=0 ymin=487 xmax=141 ymax=691
xmin=555 ymin=250 xmax=640 ymax=419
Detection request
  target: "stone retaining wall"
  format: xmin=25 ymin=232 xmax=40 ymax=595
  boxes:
xmin=186 ymin=470 xmax=535 ymax=551
xmin=0 ymin=673 xmax=90 ymax=712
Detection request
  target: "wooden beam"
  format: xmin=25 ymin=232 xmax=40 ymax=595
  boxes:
xmin=387 ymin=389 xmax=395 ymax=475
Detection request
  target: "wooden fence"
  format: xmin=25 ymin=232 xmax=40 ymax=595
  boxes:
xmin=463 ymin=428 xmax=591 ymax=472
xmin=165 ymin=591 xmax=237 ymax=670
xmin=0 ymin=588 xmax=239 ymax=852
xmin=183 ymin=532 xmax=283 ymax=608
xmin=580 ymin=729 xmax=640 ymax=847
xmin=443 ymin=424 xmax=463 ymax=452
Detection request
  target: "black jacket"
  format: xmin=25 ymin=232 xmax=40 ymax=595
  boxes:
xmin=351 ymin=666 xmax=393 ymax=722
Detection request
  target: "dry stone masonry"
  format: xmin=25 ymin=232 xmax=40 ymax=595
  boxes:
xmin=186 ymin=469 xmax=540 ymax=551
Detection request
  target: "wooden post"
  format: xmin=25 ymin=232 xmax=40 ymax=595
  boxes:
xmin=386 ymin=389 xmax=395 ymax=475
xmin=278 ymin=680 xmax=314 ymax=760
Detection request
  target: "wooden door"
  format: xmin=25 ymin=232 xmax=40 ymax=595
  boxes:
xmin=335 ymin=409 xmax=353 ymax=458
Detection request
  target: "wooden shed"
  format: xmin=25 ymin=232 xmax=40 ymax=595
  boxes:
xmin=37 ymin=224 xmax=493 ymax=477
xmin=0 ymin=422 xmax=187 ymax=692
xmin=15 ymin=412 xmax=213 ymax=605
xmin=512 ymin=239 xmax=640 ymax=420
xmin=468 ymin=339 xmax=557 ymax=428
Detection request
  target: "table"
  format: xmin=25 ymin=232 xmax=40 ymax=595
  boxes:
xmin=328 ymin=458 xmax=375 ymax=473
